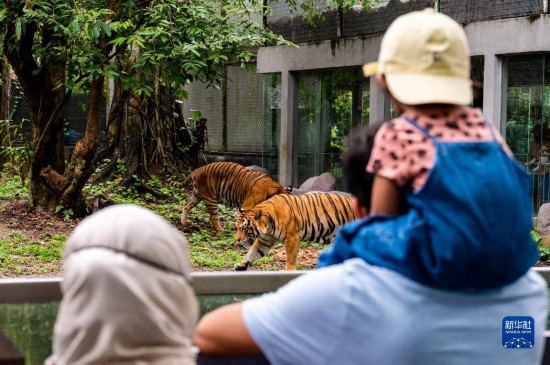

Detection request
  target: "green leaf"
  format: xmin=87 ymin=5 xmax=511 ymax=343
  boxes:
xmin=68 ymin=18 xmax=79 ymax=33
xmin=93 ymin=23 xmax=100 ymax=39
xmin=110 ymin=37 xmax=126 ymax=47
xmin=191 ymin=109 xmax=202 ymax=121
xmin=15 ymin=21 xmax=21 ymax=40
xmin=99 ymin=21 xmax=111 ymax=37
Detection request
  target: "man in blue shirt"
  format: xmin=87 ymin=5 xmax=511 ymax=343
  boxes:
xmin=193 ymin=9 xmax=549 ymax=365
xmin=194 ymin=123 xmax=548 ymax=364
xmin=195 ymin=260 xmax=547 ymax=365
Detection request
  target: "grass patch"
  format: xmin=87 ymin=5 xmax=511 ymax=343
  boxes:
xmin=0 ymin=175 xmax=27 ymax=200
xmin=0 ymin=172 xmax=319 ymax=275
xmin=0 ymin=232 xmax=67 ymax=277
xmin=187 ymin=227 xmax=243 ymax=270
xmin=533 ymin=230 xmax=550 ymax=265
xmin=191 ymin=246 xmax=243 ymax=269
xmin=95 ymin=176 xmax=279 ymax=272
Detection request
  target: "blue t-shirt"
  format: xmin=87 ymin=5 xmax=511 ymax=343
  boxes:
xmin=243 ymin=259 xmax=548 ymax=365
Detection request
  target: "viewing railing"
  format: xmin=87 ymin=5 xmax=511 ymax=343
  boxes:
xmin=0 ymin=271 xmax=303 ymax=302
xmin=1 ymin=268 xmax=550 ymax=364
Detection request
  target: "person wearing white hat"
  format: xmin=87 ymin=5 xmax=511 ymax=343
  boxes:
xmin=45 ymin=204 xmax=199 ymax=365
xmin=194 ymin=10 xmax=548 ymax=365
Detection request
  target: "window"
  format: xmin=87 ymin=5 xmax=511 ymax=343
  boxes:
xmin=506 ymin=54 xmax=550 ymax=211
xmin=262 ymin=73 xmax=282 ymax=180
xmin=295 ymin=67 xmax=369 ymax=190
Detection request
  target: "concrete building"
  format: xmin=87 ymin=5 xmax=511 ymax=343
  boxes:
xmin=186 ymin=0 xmax=550 ymax=208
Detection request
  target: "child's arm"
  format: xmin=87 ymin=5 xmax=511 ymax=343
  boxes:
xmin=370 ymin=175 xmax=401 ymax=215
xmin=366 ymin=121 xmax=410 ymax=216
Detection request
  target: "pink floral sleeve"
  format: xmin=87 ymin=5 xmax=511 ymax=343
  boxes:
xmin=366 ymin=119 xmax=435 ymax=189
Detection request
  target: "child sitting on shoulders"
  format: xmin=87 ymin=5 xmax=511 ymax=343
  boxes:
xmin=318 ymin=9 xmax=538 ymax=290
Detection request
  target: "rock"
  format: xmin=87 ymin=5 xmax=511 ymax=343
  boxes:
xmin=291 ymin=188 xmax=309 ymax=195
xmin=537 ymin=203 xmax=550 ymax=236
xmin=325 ymin=191 xmax=352 ymax=197
xmin=245 ymin=165 xmax=270 ymax=176
xmin=292 ymin=189 xmax=352 ymax=197
xmin=298 ymin=172 xmax=336 ymax=192
xmin=542 ymin=235 xmax=550 ymax=248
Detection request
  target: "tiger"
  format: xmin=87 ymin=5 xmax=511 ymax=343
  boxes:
xmin=180 ymin=162 xmax=291 ymax=232
xmin=234 ymin=192 xmax=356 ymax=270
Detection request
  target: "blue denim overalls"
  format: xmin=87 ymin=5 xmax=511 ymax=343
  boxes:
xmin=318 ymin=116 xmax=539 ymax=290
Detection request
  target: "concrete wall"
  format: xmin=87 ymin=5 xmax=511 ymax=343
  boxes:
xmin=259 ymin=15 xmax=550 ymax=71
xmin=267 ymin=10 xmax=339 ymax=43
xmin=342 ymin=0 xmax=435 ymax=38
xmin=184 ymin=0 xmax=550 ymax=185
xmin=266 ymin=0 xmax=545 ymax=43
xmin=258 ymin=11 xmax=550 ymax=184
xmin=440 ymin=0 xmax=543 ymax=24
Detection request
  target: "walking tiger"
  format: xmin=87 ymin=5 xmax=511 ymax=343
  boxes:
xmin=180 ymin=162 xmax=291 ymax=232
xmin=234 ymin=192 xmax=356 ymax=270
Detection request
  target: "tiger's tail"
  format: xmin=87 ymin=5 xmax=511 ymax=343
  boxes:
xmin=168 ymin=169 xmax=197 ymax=188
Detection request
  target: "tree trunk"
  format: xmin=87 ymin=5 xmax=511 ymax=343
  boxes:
xmin=0 ymin=56 xmax=11 ymax=167
xmin=22 ymin=64 xmax=67 ymax=212
xmin=3 ymin=0 xmax=122 ymax=216
xmin=41 ymin=76 xmax=105 ymax=216
xmin=104 ymin=68 xmax=204 ymax=183
xmin=121 ymin=92 xmax=148 ymax=183
xmin=4 ymin=16 xmax=67 ymax=212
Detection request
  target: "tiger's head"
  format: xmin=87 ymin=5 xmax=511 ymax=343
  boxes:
xmin=235 ymin=208 xmax=271 ymax=242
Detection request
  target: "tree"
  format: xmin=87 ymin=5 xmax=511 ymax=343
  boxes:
xmin=1 ymin=1 xmax=123 ymax=215
xmin=0 ymin=0 xmax=289 ymax=216
xmin=1 ymin=0 xmax=372 ymax=217
xmin=100 ymin=1 xmax=291 ymax=188
xmin=0 ymin=55 xmax=10 ymax=167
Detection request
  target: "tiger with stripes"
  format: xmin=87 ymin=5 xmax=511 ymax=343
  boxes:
xmin=180 ymin=162 xmax=291 ymax=232
xmin=234 ymin=192 xmax=356 ymax=270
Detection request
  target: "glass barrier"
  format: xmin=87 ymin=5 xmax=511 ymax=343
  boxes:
xmin=0 ymin=294 xmax=258 ymax=365
xmin=295 ymin=67 xmax=369 ymax=191
xmin=1 ymin=269 xmax=549 ymax=364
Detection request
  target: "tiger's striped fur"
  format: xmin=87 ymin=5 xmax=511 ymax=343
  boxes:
xmin=181 ymin=162 xmax=291 ymax=232
xmin=234 ymin=192 xmax=356 ymax=270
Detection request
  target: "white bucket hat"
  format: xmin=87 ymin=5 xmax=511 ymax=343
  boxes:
xmin=363 ymin=8 xmax=472 ymax=106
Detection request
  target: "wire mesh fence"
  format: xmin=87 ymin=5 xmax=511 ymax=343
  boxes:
xmin=226 ymin=66 xmax=265 ymax=152
xmin=8 ymin=81 xmax=33 ymax=144
xmin=6 ymin=67 xmax=280 ymax=178
xmin=182 ymin=66 xmax=281 ymax=179
xmin=7 ymin=80 xmax=106 ymax=146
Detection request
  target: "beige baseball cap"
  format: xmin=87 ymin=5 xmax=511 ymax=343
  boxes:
xmin=363 ymin=8 xmax=472 ymax=106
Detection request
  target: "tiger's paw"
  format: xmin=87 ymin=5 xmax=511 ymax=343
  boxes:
xmin=234 ymin=262 xmax=250 ymax=271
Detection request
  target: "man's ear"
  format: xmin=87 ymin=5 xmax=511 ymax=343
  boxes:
xmin=352 ymin=197 xmax=369 ymax=219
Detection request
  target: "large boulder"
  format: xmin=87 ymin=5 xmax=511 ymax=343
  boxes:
xmin=537 ymin=203 xmax=550 ymax=236
xmin=245 ymin=165 xmax=271 ymax=177
xmin=292 ymin=188 xmax=351 ymax=197
xmin=299 ymin=172 xmax=336 ymax=192
xmin=291 ymin=188 xmax=309 ymax=195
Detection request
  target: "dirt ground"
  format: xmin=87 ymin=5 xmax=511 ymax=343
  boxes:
xmin=0 ymin=199 xmax=321 ymax=275
xmin=0 ymin=200 xmax=77 ymax=242
xmin=1 ymin=199 xmax=546 ymax=274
